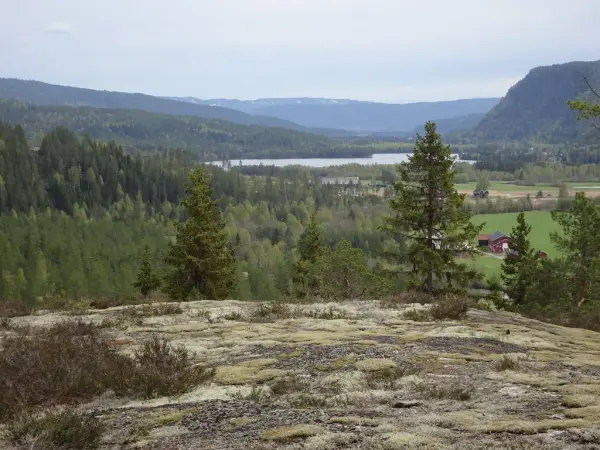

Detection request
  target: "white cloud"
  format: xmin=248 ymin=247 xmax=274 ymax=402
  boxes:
xmin=45 ymin=22 xmax=71 ymax=34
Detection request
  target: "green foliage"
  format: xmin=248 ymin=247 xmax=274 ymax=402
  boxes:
xmin=550 ymin=193 xmax=600 ymax=306
xmin=316 ymin=238 xmax=369 ymax=300
xmin=384 ymin=121 xmax=483 ymax=295
xmin=291 ymin=213 xmax=326 ymax=298
xmin=501 ymin=213 xmax=538 ymax=304
xmin=475 ymin=172 xmax=490 ymax=191
xmin=133 ymin=245 xmax=162 ymax=298
xmin=0 ymin=211 xmax=169 ymax=302
xmin=165 ymin=167 xmax=236 ymax=300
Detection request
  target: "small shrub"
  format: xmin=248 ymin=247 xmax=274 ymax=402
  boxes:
xmin=303 ymin=307 xmax=351 ymax=320
xmin=249 ymin=302 xmax=295 ymax=322
xmin=270 ymin=375 xmax=310 ymax=396
xmin=152 ymin=302 xmax=183 ymax=316
xmin=98 ymin=315 xmax=128 ymax=329
xmin=188 ymin=308 xmax=214 ymax=322
xmin=430 ymin=295 xmax=469 ymax=321
xmin=7 ymin=409 xmax=104 ymax=449
xmin=126 ymin=335 xmax=214 ymax=398
xmin=365 ymin=365 xmax=417 ymax=389
xmin=0 ymin=300 xmax=33 ymax=318
xmin=233 ymin=386 xmax=269 ymax=403
xmin=0 ymin=322 xmax=212 ymax=420
xmin=123 ymin=303 xmax=182 ymax=319
xmin=290 ymin=393 xmax=329 ymax=408
xmin=402 ymin=309 xmax=431 ymax=321
xmin=0 ymin=315 xmax=13 ymax=329
xmin=223 ymin=310 xmax=245 ymax=321
xmin=494 ymin=355 xmax=519 ymax=371
xmin=89 ymin=295 xmax=140 ymax=310
xmin=42 ymin=292 xmax=91 ymax=314
xmin=0 ymin=321 xmax=129 ymax=420
xmin=380 ymin=292 xmax=436 ymax=308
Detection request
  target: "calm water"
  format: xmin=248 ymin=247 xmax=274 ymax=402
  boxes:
xmin=210 ymin=153 xmax=474 ymax=168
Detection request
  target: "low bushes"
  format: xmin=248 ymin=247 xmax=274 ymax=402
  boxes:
xmin=0 ymin=320 xmax=211 ymax=423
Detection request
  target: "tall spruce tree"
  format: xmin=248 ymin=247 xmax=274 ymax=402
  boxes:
xmin=165 ymin=167 xmax=236 ymax=300
xmin=134 ymin=245 xmax=161 ymax=299
xmin=291 ymin=213 xmax=325 ymax=297
xmin=384 ymin=121 xmax=482 ymax=295
xmin=501 ymin=212 xmax=537 ymax=304
xmin=551 ymin=193 xmax=600 ymax=306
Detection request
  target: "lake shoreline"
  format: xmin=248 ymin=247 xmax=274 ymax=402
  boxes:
xmin=206 ymin=153 xmax=475 ymax=168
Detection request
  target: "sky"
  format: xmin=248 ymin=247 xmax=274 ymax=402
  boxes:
xmin=2 ymin=0 xmax=600 ymax=103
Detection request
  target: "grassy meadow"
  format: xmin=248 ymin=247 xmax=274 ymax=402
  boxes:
xmin=456 ymin=181 xmax=600 ymax=195
xmin=467 ymin=211 xmax=561 ymax=279
xmin=472 ymin=211 xmax=560 ymax=256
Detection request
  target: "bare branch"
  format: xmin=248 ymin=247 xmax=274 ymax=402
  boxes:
xmin=582 ymin=75 xmax=600 ymax=100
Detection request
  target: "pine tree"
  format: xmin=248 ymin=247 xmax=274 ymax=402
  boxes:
xmin=165 ymin=167 xmax=236 ymax=300
xmin=551 ymin=193 xmax=600 ymax=306
xmin=383 ymin=121 xmax=483 ymax=295
xmin=134 ymin=245 xmax=161 ymax=299
xmin=297 ymin=213 xmax=324 ymax=264
xmin=501 ymin=213 xmax=537 ymax=304
xmin=291 ymin=212 xmax=325 ymax=297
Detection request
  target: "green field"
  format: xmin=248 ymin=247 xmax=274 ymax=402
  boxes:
xmin=472 ymin=211 xmax=560 ymax=256
xmin=456 ymin=182 xmax=543 ymax=192
xmin=467 ymin=211 xmax=561 ymax=279
xmin=456 ymin=181 xmax=600 ymax=193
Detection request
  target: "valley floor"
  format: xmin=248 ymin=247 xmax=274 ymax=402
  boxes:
xmin=3 ymin=300 xmax=600 ymax=449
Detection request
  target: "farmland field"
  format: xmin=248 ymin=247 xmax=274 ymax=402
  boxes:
xmin=466 ymin=211 xmax=562 ymax=279
xmin=456 ymin=181 xmax=600 ymax=197
xmin=472 ymin=211 xmax=560 ymax=256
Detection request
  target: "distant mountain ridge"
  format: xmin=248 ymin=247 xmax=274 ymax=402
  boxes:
xmin=162 ymin=96 xmax=370 ymax=114
xmin=475 ymin=60 xmax=600 ymax=142
xmin=0 ymin=78 xmax=319 ymax=133
xmin=0 ymin=78 xmax=499 ymax=137
xmin=165 ymin=96 xmax=500 ymax=133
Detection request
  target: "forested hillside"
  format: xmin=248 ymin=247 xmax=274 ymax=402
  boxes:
xmin=0 ymin=100 xmax=374 ymax=160
xmin=0 ymin=78 xmax=309 ymax=132
xmin=475 ymin=60 xmax=600 ymax=142
xmin=0 ymin=123 xmax=394 ymax=302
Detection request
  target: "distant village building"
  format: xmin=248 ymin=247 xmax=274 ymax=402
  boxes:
xmin=320 ymin=176 xmax=360 ymax=185
xmin=472 ymin=190 xmax=489 ymax=198
xmin=479 ymin=231 xmax=510 ymax=254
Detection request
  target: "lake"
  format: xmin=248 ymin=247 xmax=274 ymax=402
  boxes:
xmin=209 ymin=153 xmax=475 ymax=168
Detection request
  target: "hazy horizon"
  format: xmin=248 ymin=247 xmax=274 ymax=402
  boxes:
xmin=2 ymin=0 xmax=600 ymax=103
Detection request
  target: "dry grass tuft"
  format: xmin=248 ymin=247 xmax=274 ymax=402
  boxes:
xmin=414 ymin=381 xmax=472 ymax=401
xmin=494 ymin=355 xmax=520 ymax=371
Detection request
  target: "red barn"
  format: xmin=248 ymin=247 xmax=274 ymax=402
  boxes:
xmin=488 ymin=231 xmax=510 ymax=254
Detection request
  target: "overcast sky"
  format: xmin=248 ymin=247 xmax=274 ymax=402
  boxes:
xmin=2 ymin=0 xmax=600 ymax=102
